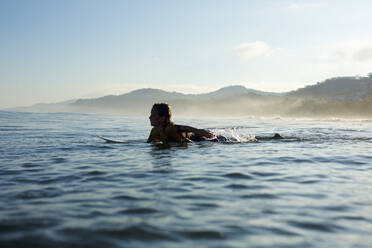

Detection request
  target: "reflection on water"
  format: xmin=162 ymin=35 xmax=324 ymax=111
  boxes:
xmin=0 ymin=111 xmax=371 ymax=248
xmin=150 ymin=144 xmax=174 ymax=168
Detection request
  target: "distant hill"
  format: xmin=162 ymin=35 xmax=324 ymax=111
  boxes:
xmin=72 ymin=85 xmax=277 ymax=105
xmin=6 ymin=99 xmax=77 ymax=113
xmin=288 ymin=74 xmax=372 ymax=101
xmin=5 ymin=85 xmax=274 ymax=114
xmin=4 ymin=74 xmax=372 ymax=118
xmin=196 ymin=85 xmax=281 ymax=99
xmin=69 ymin=85 xmax=280 ymax=115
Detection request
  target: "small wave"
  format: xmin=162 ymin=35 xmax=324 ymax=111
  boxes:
xmin=112 ymin=194 xmax=139 ymax=201
xmin=240 ymin=193 xmax=277 ymax=199
xmin=22 ymin=162 xmax=41 ymax=168
xmin=81 ymin=176 xmax=110 ymax=182
xmin=118 ymin=207 xmax=157 ymax=215
xmin=56 ymin=225 xmax=175 ymax=244
xmin=38 ymin=175 xmax=81 ymax=185
xmin=320 ymin=205 xmax=351 ymax=212
xmin=0 ymin=128 xmax=24 ymax=131
xmin=182 ymin=176 xmax=224 ymax=183
xmin=85 ymin=170 xmax=107 ymax=176
xmin=0 ymin=169 xmax=20 ymax=176
xmin=349 ymin=137 xmax=372 ymax=142
xmin=288 ymin=220 xmax=344 ymax=233
xmin=59 ymin=147 xmax=74 ymax=151
xmin=192 ymin=202 xmax=220 ymax=208
xmin=223 ymin=172 xmax=254 ymax=180
xmin=178 ymin=230 xmax=224 ymax=240
xmin=174 ymin=194 xmax=214 ymax=200
xmin=284 ymin=192 xmax=327 ymax=199
xmin=225 ymin=183 xmax=250 ymax=189
xmin=15 ymin=187 xmax=64 ymax=199
xmin=298 ymin=180 xmax=321 ymax=184
xmin=51 ymin=157 xmax=67 ymax=164
xmin=251 ymin=171 xmax=281 ymax=177
xmin=97 ymin=225 xmax=174 ymax=241
xmin=225 ymin=183 xmax=267 ymax=190
xmin=332 ymin=215 xmax=372 ymax=223
xmin=258 ymin=226 xmax=299 ymax=236
xmin=0 ymin=217 xmax=61 ymax=232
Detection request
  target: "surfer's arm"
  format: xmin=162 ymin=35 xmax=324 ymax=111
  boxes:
xmin=147 ymin=128 xmax=159 ymax=143
xmin=255 ymin=133 xmax=283 ymax=140
xmin=175 ymin=125 xmax=214 ymax=139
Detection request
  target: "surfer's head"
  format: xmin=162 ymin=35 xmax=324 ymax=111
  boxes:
xmin=149 ymin=103 xmax=172 ymax=127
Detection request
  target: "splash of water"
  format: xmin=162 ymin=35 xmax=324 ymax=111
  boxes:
xmin=212 ymin=127 xmax=257 ymax=143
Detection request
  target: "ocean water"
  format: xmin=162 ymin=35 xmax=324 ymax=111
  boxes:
xmin=0 ymin=111 xmax=371 ymax=248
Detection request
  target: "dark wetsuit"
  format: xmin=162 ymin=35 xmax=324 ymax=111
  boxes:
xmin=148 ymin=124 xmax=283 ymax=143
xmin=147 ymin=123 xmax=191 ymax=143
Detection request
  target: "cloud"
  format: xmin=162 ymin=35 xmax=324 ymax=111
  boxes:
xmin=235 ymin=41 xmax=272 ymax=60
xmin=354 ymin=47 xmax=372 ymax=62
xmin=320 ymin=40 xmax=372 ymax=63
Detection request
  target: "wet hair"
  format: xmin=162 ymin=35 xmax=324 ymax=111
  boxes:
xmin=152 ymin=103 xmax=172 ymax=124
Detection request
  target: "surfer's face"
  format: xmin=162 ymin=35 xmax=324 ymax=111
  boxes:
xmin=149 ymin=109 xmax=165 ymax=127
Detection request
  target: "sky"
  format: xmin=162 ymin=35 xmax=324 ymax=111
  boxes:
xmin=1 ymin=0 xmax=372 ymax=108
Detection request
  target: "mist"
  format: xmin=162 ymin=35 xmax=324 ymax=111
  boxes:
xmin=4 ymin=73 xmax=372 ymax=119
xmin=167 ymin=94 xmax=372 ymax=119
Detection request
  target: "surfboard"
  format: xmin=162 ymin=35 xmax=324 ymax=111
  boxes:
xmin=97 ymin=136 xmax=126 ymax=143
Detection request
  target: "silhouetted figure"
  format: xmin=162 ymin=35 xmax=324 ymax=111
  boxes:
xmin=147 ymin=103 xmax=213 ymax=143
xmin=147 ymin=102 xmax=283 ymax=143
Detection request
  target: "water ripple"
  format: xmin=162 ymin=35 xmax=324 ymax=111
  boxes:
xmin=1 ymin=112 xmax=372 ymax=248
xmin=118 ymin=208 xmax=158 ymax=215
xmin=222 ymin=172 xmax=254 ymax=180
xmin=0 ymin=217 xmax=61 ymax=232
xmin=111 ymin=195 xmax=142 ymax=201
xmin=178 ymin=230 xmax=225 ymax=240
xmin=79 ymin=225 xmax=176 ymax=241
xmin=225 ymin=183 xmax=266 ymax=190
xmin=288 ymin=220 xmax=344 ymax=233
xmin=241 ymin=193 xmax=277 ymax=199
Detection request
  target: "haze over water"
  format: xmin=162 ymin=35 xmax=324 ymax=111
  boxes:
xmin=1 ymin=111 xmax=371 ymax=248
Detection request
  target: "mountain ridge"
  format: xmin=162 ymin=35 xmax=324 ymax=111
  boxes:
xmin=4 ymin=73 xmax=372 ymax=117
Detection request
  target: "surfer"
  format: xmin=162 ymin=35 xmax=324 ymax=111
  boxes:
xmin=147 ymin=103 xmax=283 ymax=143
xmin=147 ymin=103 xmax=214 ymax=143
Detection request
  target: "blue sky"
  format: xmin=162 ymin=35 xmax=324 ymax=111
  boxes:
xmin=1 ymin=0 xmax=372 ymax=108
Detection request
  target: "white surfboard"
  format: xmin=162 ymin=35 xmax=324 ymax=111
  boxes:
xmin=97 ymin=136 xmax=126 ymax=143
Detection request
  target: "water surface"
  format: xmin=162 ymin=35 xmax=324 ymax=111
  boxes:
xmin=0 ymin=111 xmax=371 ymax=248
